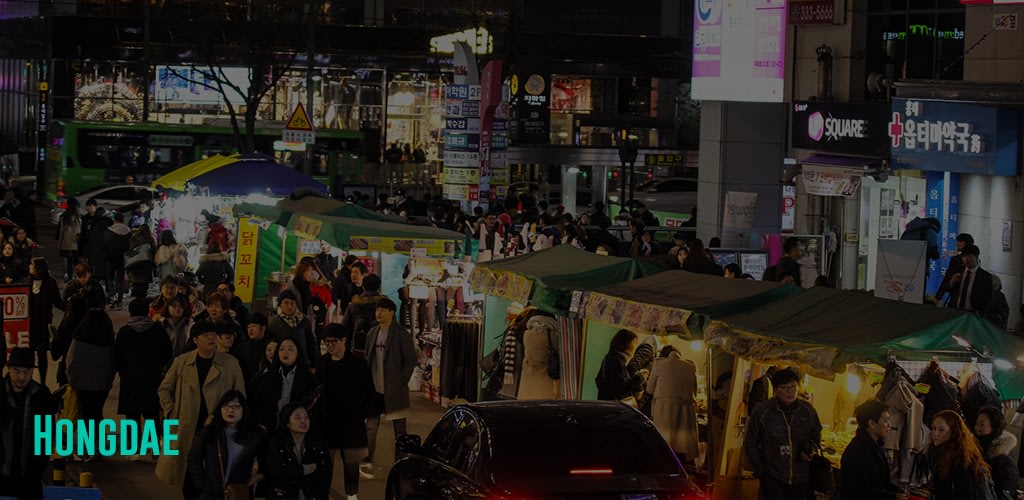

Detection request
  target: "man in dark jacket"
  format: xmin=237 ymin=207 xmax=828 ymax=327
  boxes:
xmin=744 ymin=368 xmax=822 ymax=500
xmin=777 ymin=237 xmax=803 ymax=287
xmin=235 ymin=313 xmax=270 ymax=391
xmin=934 ymin=233 xmax=974 ymax=305
xmin=0 ymin=348 xmax=56 ymax=498
xmin=949 ymin=244 xmax=995 ymax=317
xmin=78 ymin=198 xmax=100 ymax=259
xmin=86 ymin=206 xmax=113 ymax=295
xmin=839 ymin=399 xmax=906 ymax=499
xmin=747 ymin=366 xmax=778 ymax=416
xmin=215 ymin=280 xmax=251 ymax=330
xmin=113 ymin=298 xmax=172 ymax=460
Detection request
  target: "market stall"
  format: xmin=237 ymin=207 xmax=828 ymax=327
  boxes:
xmin=233 ymin=206 xmax=477 ymax=406
xmin=468 ymin=245 xmax=665 ymax=402
xmin=233 ymin=195 xmax=405 ymax=228
xmin=702 ymin=287 xmax=1024 ymax=498
xmin=149 ymin=153 xmax=329 ymax=280
xmin=576 ymin=271 xmax=803 ymax=479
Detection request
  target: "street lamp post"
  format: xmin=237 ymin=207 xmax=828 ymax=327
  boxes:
xmin=617 ymin=130 xmax=639 ymax=213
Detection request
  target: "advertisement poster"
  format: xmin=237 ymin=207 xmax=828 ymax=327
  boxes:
xmin=1 ymin=285 xmax=30 ymax=355
xmin=692 ymin=0 xmax=787 ymax=102
xmin=233 ymin=218 xmax=260 ymax=304
xmin=801 ymin=164 xmax=864 ymax=197
xmin=348 ymin=237 xmax=457 ymax=257
xmin=741 ymin=252 xmax=769 ymax=280
xmin=722 ymin=191 xmax=759 ymax=247
xmin=781 ymin=185 xmax=796 ymax=232
xmin=874 ymin=240 xmax=927 ymax=304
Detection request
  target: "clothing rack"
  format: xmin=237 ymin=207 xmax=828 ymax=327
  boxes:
xmin=439 ymin=315 xmax=483 ymax=404
xmin=885 ymin=349 xmax=993 ymax=387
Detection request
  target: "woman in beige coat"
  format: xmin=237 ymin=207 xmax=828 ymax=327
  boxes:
xmin=646 ymin=345 xmax=699 ymax=463
xmin=155 ymin=321 xmax=246 ymax=496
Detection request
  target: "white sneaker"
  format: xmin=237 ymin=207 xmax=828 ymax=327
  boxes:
xmin=358 ymin=462 xmax=374 ymax=479
xmin=124 ymin=454 xmax=143 ymax=462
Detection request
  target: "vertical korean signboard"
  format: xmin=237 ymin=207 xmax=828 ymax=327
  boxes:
xmin=234 ymin=218 xmax=261 ymax=304
xmin=2 ymin=285 xmax=30 ymax=355
xmin=443 ymin=42 xmax=482 ymax=206
xmin=479 ymin=60 xmax=509 ymax=207
xmin=511 ymin=74 xmax=550 ymax=144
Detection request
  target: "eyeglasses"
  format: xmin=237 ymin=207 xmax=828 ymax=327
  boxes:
xmin=324 ymin=338 xmax=340 ymax=345
xmin=223 ymin=404 xmax=243 ymax=410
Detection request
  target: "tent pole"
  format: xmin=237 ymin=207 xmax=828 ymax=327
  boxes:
xmin=280 ymin=230 xmax=287 ymax=273
xmin=706 ymin=343 xmax=714 ymax=492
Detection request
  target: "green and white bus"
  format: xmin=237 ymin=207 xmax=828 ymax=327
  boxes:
xmin=45 ymin=120 xmax=365 ymax=200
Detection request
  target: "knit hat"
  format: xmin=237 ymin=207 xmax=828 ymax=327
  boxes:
xmin=189 ymin=321 xmax=217 ymax=341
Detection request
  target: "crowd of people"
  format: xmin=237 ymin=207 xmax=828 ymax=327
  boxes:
xmin=0 ymin=197 xmax=420 ymax=499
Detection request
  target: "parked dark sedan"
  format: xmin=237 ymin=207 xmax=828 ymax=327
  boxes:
xmin=386 ymin=400 xmax=706 ymax=499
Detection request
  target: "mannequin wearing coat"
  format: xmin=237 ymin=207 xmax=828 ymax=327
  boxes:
xmin=646 ymin=346 xmax=699 ymax=462
xmin=516 ymin=315 xmax=560 ymax=400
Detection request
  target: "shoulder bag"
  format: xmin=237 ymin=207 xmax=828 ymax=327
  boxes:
xmin=124 ymin=243 xmax=152 ymax=270
xmin=218 ymin=436 xmax=250 ymax=500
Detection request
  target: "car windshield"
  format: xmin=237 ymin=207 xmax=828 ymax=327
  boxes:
xmin=488 ymin=418 xmax=681 ymax=478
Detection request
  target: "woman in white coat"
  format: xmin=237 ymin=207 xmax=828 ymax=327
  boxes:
xmin=646 ymin=345 xmax=699 ymax=464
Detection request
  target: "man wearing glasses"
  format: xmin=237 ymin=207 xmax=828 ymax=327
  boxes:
xmin=743 ymin=367 xmax=822 ymax=500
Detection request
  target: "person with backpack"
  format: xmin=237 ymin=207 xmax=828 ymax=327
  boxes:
xmin=196 ymin=241 xmax=233 ymax=294
xmin=154 ymin=230 xmax=188 ymax=283
xmin=341 ymin=274 xmax=384 ymax=357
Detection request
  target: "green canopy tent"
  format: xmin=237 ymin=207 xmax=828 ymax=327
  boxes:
xmin=469 ymin=245 xmax=666 ymax=316
xmin=280 ymin=211 xmax=464 ymax=251
xmin=705 ymin=287 xmax=1024 ymax=399
xmin=581 ymin=271 xmax=803 ymax=339
xmin=234 ymin=197 xmax=405 ymax=228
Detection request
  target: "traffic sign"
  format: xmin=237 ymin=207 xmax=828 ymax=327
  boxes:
xmin=283 ymin=103 xmax=315 ymax=144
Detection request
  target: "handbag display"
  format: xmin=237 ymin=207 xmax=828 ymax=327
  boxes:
xmin=124 ymin=243 xmax=151 ymax=270
xmin=546 ymin=330 xmax=560 ymax=380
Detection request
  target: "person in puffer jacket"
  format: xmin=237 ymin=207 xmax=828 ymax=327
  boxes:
xmin=973 ymin=406 xmax=1019 ymax=500
xmin=744 ymin=368 xmax=822 ymax=500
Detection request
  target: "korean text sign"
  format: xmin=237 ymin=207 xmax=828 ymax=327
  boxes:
xmin=889 ymin=99 xmax=1020 ymax=176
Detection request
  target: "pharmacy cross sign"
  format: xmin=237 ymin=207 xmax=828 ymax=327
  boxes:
xmin=283 ymin=103 xmax=315 ymax=145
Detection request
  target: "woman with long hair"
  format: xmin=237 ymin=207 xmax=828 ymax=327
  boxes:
xmin=267 ymin=403 xmax=332 ymax=500
xmin=58 ymin=199 xmax=82 ymax=279
xmin=594 ymin=329 xmax=647 ymax=403
xmin=161 ymin=295 xmax=195 ymax=361
xmin=9 ymin=225 xmax=36 ymax=266
xmin=250 ymin=337 xmax=317 ymax=431
xmin=928 ymin=409 xmax=991 ymax=499
xmin=154 ymin=230 xmax=187 ymax=283
xmin=187 ymin=391 xmax=267 ymax=499
xmin=28 ymin=256 xmax=62 ymax=383
xmin=973 ymin=406 xmax=1018 ymax=500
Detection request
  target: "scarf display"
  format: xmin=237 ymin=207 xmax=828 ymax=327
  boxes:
xmin=502 ymin=333 xmax=518 ymax=386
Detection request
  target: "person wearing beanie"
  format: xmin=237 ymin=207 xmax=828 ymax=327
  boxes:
xmin=157 ymin=320 xmax=245 ymax=497
xmin=267 ymin=289 xmax=317 ymax=362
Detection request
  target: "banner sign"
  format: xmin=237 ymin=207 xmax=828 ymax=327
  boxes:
xmin=349 ymin=237 xmax=456 ymax=257
xmin=792 ymin=101 xmax=890 ymax=155
xmin=722 ymin=191 xmax=759 ymax=247
xmin=292 ymin=215 xmax=323 ymax=240
xmin=801 ymin=164 xmax=864 ymax=197
xmin=1 ymin=285 xmax=30 ymax=355
xmin=874 ymin=240 xmax=927 ymax=304
xmin=443 ymin=167 xmax=481 ymax=185
xmin=890 ymin=98 xmax=1021 ymax=176
xmin=233 ymin=218 xmax=260 ymax=303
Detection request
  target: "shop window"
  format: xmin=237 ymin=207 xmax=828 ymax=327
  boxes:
xmin=864 ymin=0 xmax=965 ymax=94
